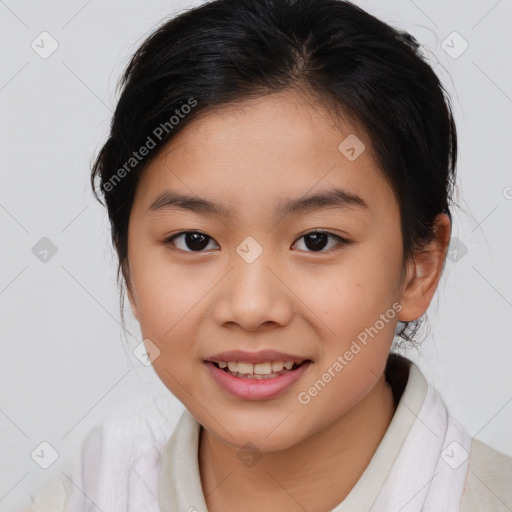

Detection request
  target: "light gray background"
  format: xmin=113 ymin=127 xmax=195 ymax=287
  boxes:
xmin=1 ymin=0 xmax=511 ymax=509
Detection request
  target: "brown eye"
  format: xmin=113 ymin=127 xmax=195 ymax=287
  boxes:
xmin=164 ymin=230 xmax=350 ymax=254
xmin=165 ymin=231 xmax=219 ymax=252
xmin=292 ymin=231 xmax=349 ymax=253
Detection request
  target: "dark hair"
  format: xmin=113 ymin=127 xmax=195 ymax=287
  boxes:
xmin=90 ymin=0 xmax=458 ymax=347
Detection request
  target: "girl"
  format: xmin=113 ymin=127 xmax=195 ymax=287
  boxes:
xmin=19 ymin=0 xmax=512 ymax=510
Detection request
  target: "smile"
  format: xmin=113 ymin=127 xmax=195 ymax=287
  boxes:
xmin=213 ymin=360 xmax=299 ymax=378
xmin=205 ymin=360 xmax=312 ymax=400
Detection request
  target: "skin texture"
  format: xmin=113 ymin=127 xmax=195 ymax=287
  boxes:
xmin=126 ymin=89 xmax=451 ymax=512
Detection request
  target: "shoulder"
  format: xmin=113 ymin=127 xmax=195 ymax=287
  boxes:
xmin=11 ymin=426 xmax=102 ymax=512
xmin=461 ymin=438 xmax=512 ymax=511
xmin=15 ymin=387 xmax=183 ymax=512
xmin=11 ymin=475 xmax=68 ymax=512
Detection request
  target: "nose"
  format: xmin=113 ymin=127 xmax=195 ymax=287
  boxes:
xmin=212 ymin=249 xmax=293 ymax=332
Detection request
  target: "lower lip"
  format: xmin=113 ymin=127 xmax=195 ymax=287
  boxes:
xmin=205 ymin=361 xmax=312 ymax=400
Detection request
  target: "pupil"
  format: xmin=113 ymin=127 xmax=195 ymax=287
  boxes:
xmin=305 ymin=233 xmax=328 ymax=251
xmin=186 ymin=232 xmax=209 ymax=251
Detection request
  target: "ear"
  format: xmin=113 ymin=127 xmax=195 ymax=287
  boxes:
xmin=397 ymin=213 xmax=452 ymax=322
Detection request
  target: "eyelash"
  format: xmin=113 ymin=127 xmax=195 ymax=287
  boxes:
xmin=163 ymin=230 xmax=351 ymax=254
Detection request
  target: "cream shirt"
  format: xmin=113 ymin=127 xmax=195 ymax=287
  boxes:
xmin=14 ymin=355 xmax=512 ymax=511
xmin=157 ymin=356 xmax=512 ymax=511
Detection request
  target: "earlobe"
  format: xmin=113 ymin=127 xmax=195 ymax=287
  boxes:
xmin=397 ymin=213 xmax=451 ymax=322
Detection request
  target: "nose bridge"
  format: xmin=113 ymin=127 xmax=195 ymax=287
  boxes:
xmin=214 ymin=235 xmax=290 ymax=329
xmin=232 ymin=234 xmax=276 ymax=300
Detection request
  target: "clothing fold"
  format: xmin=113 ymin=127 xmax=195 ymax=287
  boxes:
xmin=20 ymin=355 xmax=511 ymax=512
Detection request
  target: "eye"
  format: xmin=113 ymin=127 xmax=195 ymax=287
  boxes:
xmin=164 ymin=231 xmax=219 ymax=252
xmin=292 ymin=230 xmax=349 ymax=253
xmin=164 ymin=230 xmax=350 ymax=254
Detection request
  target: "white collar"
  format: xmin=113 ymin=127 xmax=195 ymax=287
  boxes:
xmin=158 ymin=356 xmax=472 ymax=511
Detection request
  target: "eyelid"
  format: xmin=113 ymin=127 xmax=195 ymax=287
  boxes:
xmin=164 ymin=231 xmax=219 ymax=252
xmin=163 ymin=229 xmax=351 ymax=254
xmin=292 ymin=230 xmax=350 ymax=253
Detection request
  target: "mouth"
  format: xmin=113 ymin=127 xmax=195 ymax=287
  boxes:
xmin=204 ymin=359 xmax=313 ymax=400
xmin=210 ymin=360 xmax=308 ymax=379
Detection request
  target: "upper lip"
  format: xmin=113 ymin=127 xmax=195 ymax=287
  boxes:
xmin=205 ymin=350 xmax=310 ymax=365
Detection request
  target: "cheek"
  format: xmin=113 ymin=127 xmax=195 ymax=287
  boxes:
xmin=300 ymin=245 xmax=402 ymax=327
xmin=128 ymin=244 xmax=197 ymax=339
xmin=291 ymin=238 xmax=402 ymax=371
xmin=130 ymin=257 xmax=205 ymax=397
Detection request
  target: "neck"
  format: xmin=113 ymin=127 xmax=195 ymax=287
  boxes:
xmin=198 ymin=372 xmax=397 ymax=512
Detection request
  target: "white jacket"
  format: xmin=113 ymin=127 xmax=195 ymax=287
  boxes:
xmin=14 ymin=355 xmax=512 ymax=511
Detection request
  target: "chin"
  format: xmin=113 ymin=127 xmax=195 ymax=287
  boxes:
xmin=208 ymin=414 xmax=308 ymax=453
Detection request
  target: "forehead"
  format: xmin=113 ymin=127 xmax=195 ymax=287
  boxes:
xmin=132 ymin=89 xmax=397 ymax=221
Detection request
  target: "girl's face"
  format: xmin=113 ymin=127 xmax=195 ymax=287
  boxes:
xmin=126 ymin=89 xmax=412 ymax=451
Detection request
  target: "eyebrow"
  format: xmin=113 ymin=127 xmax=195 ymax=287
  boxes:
xmin=147 ymin=188 xmax=369 ymax=217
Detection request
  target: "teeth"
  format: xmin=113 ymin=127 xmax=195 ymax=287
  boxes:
xmin=271 ymin=361 xmax=285 ymax=372
xmin=237 ymin=362 xmax=253 ymax=374
xmin=216 ymin=360 xmax=297 ymax=375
